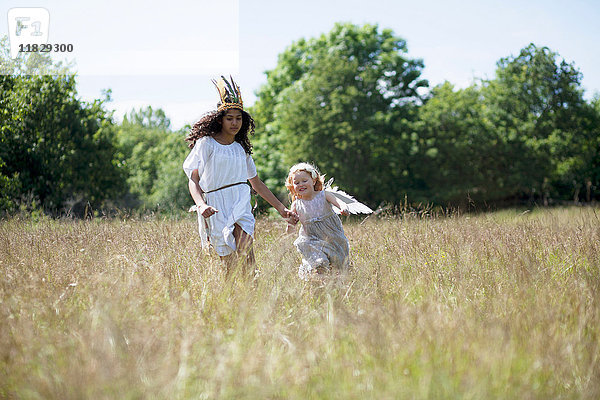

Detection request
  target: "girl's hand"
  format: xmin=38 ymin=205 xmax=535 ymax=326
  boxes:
xmin=286 ymin=216 xmax=299 ymax=226
xmin=199 ymin=204 xmax=219 ymax=218
xmin=339 ymin=204 xmax=350 ymax=216
xmin=281 ymin=208 xmax=299 ymax=224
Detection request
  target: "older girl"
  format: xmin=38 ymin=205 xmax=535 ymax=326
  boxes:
xmin=183 ymin=76 xmax=296 ymax=272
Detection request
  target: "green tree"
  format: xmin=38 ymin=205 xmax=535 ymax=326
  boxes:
xmin=115 ymin=107 xmax=189 ymax=210
xmin=412 ymin=82 xmax=500 ymax=205
xmin=412 ymin=44 xmax=599 ymax=206
xmin=250 ymin=23 xmax=427 ymax=207
xmin=565 ymin=94 xmax=600 ymax=202
xmin=483 ymin=43 xmax=593 ymax=203
xmin=0 ymin=37 xmax=126 ymax=213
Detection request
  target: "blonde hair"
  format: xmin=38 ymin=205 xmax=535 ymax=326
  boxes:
xmin=285 ymin=162 xmax=325 ymax=201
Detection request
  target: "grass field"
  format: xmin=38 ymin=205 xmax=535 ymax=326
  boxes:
xmin=1 ymin=207 xmax=599 ymax=399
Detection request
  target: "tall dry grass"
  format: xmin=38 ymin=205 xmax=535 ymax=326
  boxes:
xmin=1 ymin=207 xmax=599 ymax=399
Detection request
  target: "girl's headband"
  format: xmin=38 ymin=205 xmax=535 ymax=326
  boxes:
xmin=289 ymin=163 xmax=319 ymax=180
xmin=212 ymin=75 xmax=243 ymax=112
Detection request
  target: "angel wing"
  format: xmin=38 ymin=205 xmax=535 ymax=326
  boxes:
xmin=324 ymin=178 xmax=373 ymax=215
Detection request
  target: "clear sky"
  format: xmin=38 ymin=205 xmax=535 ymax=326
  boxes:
xmin=2 ymin=0 xmax=599 ymax=130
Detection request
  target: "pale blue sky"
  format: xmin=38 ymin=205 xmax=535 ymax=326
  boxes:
xmin=2 ymin=0 xmax=599 ymax=130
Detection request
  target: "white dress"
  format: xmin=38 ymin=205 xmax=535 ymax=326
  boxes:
xmin=182 ymin=136 xmax=257 ymax=256
xmin=293 ymin=190 xmax=350 ymax=279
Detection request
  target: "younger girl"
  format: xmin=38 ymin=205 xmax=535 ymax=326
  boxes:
xmin=285 ymin=163 xmax=351 ymax=279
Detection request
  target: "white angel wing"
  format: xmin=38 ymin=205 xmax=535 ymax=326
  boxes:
xmin=324 ymin=178 xmax=373 ymax=215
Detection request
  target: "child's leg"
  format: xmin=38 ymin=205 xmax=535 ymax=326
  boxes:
xmin=220 ymin=223 xmax=255 ymax=278
xmin=233 ymin=223 xmax=255 ymax=272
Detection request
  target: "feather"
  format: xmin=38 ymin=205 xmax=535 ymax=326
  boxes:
xmin=212 ymin=78 xmax=228 ymax=103
xmin=324 ymin=178 xmax=373 ymax=215
xmin=222 ymin=75 xmax=237 ymax=103
xmin=230 ymin=75 xmax=242 ymax=104
xmin=224 ymin=75 xmax=237 ymax=102
xmin=188 ymin=205 xmax=198 ymax=213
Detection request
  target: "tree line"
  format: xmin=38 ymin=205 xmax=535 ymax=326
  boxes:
xmin=1 ymin=24 xmax=599 ymax=216
xmin=250 ymin=23 xmax=600 ymax=209
xmin=0 ymin=37 xmax=189 ymax=216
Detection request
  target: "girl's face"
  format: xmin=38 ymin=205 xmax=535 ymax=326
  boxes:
xmin=221 ymin=109 xmax=243 ymax=136
xmin=292 ymin=170 xmax=316 ymax=199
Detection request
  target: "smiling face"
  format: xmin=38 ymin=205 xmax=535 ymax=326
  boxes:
xmin=220 ymin=109 xmax=243 ymax=136
xmin=291 ymin=170 xmax=317 ymax=200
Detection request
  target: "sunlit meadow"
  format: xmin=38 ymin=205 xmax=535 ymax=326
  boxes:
xmin=1 ymin=207 xmax=599 ymax=399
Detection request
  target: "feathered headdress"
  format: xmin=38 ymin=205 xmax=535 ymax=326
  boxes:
xmin=212 ymin=75 xmax=243 ymax=112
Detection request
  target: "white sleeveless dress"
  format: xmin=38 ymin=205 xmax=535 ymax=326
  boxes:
xmin=293 ymin=190 xmax=350 ymax=278
xmin=182 ymin=136 xmax=257 ymax=256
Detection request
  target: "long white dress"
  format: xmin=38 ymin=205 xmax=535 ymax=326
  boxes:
xmin=182 ymin=136 xmax=257 ymax=256
xmin=293 ymin=190 xmax=350 ymax=279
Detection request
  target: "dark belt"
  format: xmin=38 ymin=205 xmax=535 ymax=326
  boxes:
xmin=203 ymin=181 xmax=252 ymax=194
xmin=203 ymin=181 xmax=258 ymax=212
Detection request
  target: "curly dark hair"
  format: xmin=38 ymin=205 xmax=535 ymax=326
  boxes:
xmin=185 ymin=108 xmax=255 ymax=154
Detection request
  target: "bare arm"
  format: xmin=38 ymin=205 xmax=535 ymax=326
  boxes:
xmin=325 ymin=191 xmax=349 ymax=216
xmin=188 ymin=169 xmax=218 ymax=218
xmin=249 ymin=175 xmax=298 ymax=222
xmin=286 ymin=201 xmax=298 ymax=234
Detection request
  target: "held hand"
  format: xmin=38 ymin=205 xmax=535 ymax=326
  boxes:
xmin=286 ymin=216 xmax=299 ymax=226
xmin=199 ymin=204 xmax=219 ymax=218
xmin=281 ymin=208 xmax=299 ymax=225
